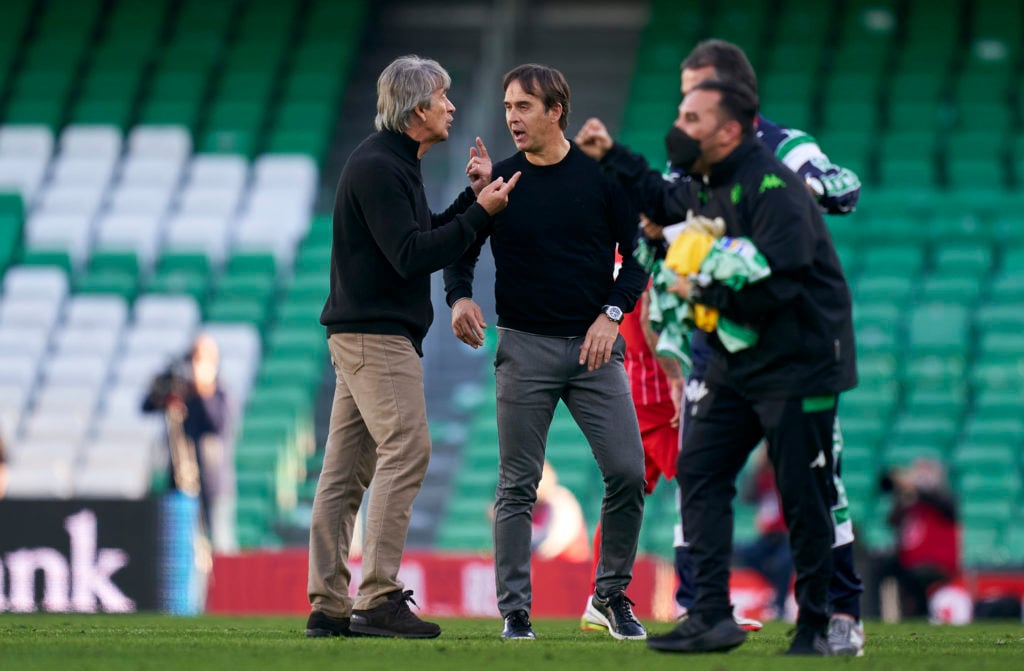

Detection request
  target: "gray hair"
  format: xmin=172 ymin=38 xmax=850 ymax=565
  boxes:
xmin=375 ymin=55 xmax=452 ymax=132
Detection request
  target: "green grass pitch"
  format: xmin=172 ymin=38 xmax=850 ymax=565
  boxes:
xmin=2 ymin=615 xmax=1022 ymax=671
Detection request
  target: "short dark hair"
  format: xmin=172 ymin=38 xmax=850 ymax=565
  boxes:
xmin=681 ymin=39 xmax=758 ymax=96
xmin=691 ymin=79 xmax=759 ymax=138
xmin=502 ymin=63 xmax=570 ymax=130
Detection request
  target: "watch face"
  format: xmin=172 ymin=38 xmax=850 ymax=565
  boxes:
xmin=605 ymin=306 xmax=623 ymax=322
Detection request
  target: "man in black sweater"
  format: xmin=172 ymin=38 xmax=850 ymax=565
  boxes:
xmin=444 ymin=64 xmax=648 ymax=641
xmin=576 ymin=80 xmax=856 ymax=656
xmin=307 ymin=55 xmax=519 ymax=640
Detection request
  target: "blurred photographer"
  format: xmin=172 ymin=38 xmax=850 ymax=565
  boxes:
xmin=144 ymin=333 xmax=233 ymax=543
xmin=871 ymin=458 xmax=960 ymax=619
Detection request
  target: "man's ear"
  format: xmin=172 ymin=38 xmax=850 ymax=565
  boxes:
xmin=721 ymin=119 xmax=743 ymax=143
xmin=412 ymin=105 xmax=427 ymax=123
xmin=548 ymin=103 xmax=562 ymax=124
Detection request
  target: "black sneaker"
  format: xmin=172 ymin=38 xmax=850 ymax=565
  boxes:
xmin=305 ymin=611 xmax=355 ymax=638
xmin=582 ymin=591 xmax=647 ymax=640
xmin=350 ymin=589 xmax=441 ymax=639
xmin=501 ymin=609 xmax=536 ymax=640
xmin=647 ymin=612 xmax=747 ymax=653
xmin=786 ymin=625 xmax=833 ymax=656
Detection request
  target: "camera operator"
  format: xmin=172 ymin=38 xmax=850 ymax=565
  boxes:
xmin=144 ymin=333 xmax=233 ymax=544
xmin=870 ymin=458 xmax=960 ymax=619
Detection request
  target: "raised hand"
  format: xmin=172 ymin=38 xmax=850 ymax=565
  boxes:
xmin=466 ymin=136 xmax=493 ymax=195
xmin=574 ymin=117 xmax=614 ymax=160
xmin=476 ymin=171 xmax=521 ymax=215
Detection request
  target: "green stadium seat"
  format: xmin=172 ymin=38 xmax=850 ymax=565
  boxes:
xmin=854 ymin=274 xmax=915 ymax=304
xmin=225 ymin=250 xmax=277 ymax=277
xmin=887 ymin=71 xmax=944 ymax=105
xmin=74 ymin=271 xmax=137 ymax=301
xmin=903 ymin=353 xmax=966 ymax=390
xmin=138 ymin=99 xmax=202 ymax=131
xmin=918 ymin=275 xmax=982 ymax=303
xmin=987 ymin=270 xmax=1024 ymax=305
xmin=200 ymin=129 xmax=256 ymax=157
xmin=876 ymin=158 xmax=937 ymax=188
xmin=205 ymin=296 xmax=269 ymax=330
xmin=878 ymin=131 xmax=938 ymax=167
xmin=156 ymin=251 xmax=211 ymax=276
xmin=841 ymin=382 xmax=897 ymax=420
xmin=855 ymin=323 xmax=899 ymax=356
xmin=960 ymin=416 xmax=1024 ymax=446
xmin=932 ymin=243 xmax=994 ymax=275
xmin=972 ymin=387 xmax=1023 ymax=421
xmin=839 ymin=416 xmax=887 ymax=455
xmin=19 ymin=249 xmax=73 ymax=273
xmin=213 ymin=273 xmax=275 ymax=302
xmin=145 ymin=271 xmax=208 ymax=304
xmin=881 ymin=442 xmax=946 ymax=468
xmin=266 ymin=130 xmax=328 ymax=162
xmin=89 ymin=250 xmax=140 ymax=277
xmin=860 ymin=245 xmax=925 ymax=276
xmin=70 ymin=98 xmax=134 ymax=128
xmin=947 ymin=158 xmax=1006 ymax=189
xmin=970 ymin=305 xmax=1024 ymax=336
xmin=907 ymin=303 xmax=970 ymax=354
xmin=3 ymin=98 xmax=65 ymax=131
xmin=266 ymin=327 xmax=327 ymax=359
xmin=888 ymin=102 xmax=948 ymax=133
xmin=957 ymin=102 xmax=1012 ymax=131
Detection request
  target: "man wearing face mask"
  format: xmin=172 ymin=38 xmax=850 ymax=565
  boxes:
xmin=579 ymin=38 xmax=866 ymax=656
xmin=577 ymin=79 xmax=856 ymax=656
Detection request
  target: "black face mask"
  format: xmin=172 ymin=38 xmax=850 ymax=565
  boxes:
xmin=664 ymin=125 xmax=703 ymax=174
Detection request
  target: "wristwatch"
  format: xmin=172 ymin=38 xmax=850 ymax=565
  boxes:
xmin=601 ymin=304 xmax=624 ymax=324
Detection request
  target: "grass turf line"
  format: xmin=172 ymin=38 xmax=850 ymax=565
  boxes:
xmin=2 ymin=615 xmax=1023 ymax=671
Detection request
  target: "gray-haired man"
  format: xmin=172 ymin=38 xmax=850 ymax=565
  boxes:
xmin=305 ymin=54 xmax=519 ymax=639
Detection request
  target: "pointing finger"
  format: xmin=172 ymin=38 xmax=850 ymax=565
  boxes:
xmin=476 ymin=137 xmax=489 ymax=158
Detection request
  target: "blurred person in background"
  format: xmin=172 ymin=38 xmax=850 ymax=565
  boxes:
xmin=445 ymin=63 xmax=648 ymax=642
xmin=306 ymin=54 xmax=518 ymax=641
xmin=734 ymin=447 xmax=793 ymax=620
xmin=144 ymin=332 xmax=233 ymax=545
xmin=871 ymin=458 xmax=960 ymax=619
xmin=532 ymin=461 xmax=591 ymax=563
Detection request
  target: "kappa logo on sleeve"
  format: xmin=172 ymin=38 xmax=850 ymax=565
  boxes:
xmin=758 ymin=173 xmax=786 ymax=193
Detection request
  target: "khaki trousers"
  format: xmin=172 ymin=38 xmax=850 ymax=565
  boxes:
xmin=307 ymin=333 xmax=431 ymax=615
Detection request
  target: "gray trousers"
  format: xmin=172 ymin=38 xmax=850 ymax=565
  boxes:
xmin=307 ymin=333 xmax=431 ymax=615
xmin=492 ymin=328 xmax=646 ymax=616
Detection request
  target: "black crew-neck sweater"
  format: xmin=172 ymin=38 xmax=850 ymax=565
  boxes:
xmin=444 ymin=142 xmax=647 ymax=337
xmin=320 ymin=130 xmax=489 ymax=355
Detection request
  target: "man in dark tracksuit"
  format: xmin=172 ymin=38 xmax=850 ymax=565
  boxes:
xmin=578 ymin=78 xmax=856 ymax=655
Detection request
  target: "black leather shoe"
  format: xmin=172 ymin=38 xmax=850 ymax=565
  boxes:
xmin=647 ymin=612 xmax=747 ymax=653
xmin=501 ymin=609 xmax=536 ymax=640
xmin=786 ymin=625 xmax=832 ymax=656
xmin=305 ymin=611 xmax=353 ymax=638
xmin=350 ymin=590 xmax=441 ymax=639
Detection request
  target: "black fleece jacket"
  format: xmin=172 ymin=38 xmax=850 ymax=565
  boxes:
xmin=601 ymin=138 xmax=857 ymax=398
xmin=320 ymin=130 xmax=490 ymax=355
